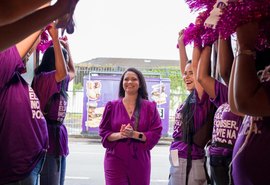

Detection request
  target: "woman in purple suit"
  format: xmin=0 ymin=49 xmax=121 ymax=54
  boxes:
xmin=99 ymin=67 xmax=162 ymax=185
xmin=229 ymin=21 xmax=270 ymax=185
xmin=31 ymin=23 xmax=75 ymax=185
xmin=0 ymin=31 xmax=48 ymax=184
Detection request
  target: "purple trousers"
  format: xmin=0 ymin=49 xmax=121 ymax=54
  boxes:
xmin=104 ymin=147 xmax=151 ymax=185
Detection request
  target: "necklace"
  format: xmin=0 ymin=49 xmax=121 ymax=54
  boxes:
xmin=126 ymin=106 xmax=134 ymax=115
xmin=123 ymin=98 xmax=135 ymax=116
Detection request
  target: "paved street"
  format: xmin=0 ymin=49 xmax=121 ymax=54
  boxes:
xmin=65 ymin=138 xmax=171 ymax=185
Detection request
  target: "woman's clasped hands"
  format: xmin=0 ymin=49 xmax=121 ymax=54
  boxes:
xmin=120 ymin=124 xmax=134 ymax=139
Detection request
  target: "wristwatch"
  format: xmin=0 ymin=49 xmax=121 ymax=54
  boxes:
xmin=138 ymin=132 xmax=143 ymax=140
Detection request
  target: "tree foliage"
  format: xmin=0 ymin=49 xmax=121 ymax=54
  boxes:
xmin=145 ymin=66 xmax=189 ymax=112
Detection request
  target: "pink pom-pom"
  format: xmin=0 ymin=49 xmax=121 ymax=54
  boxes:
xmin=185 ymin=0 xmax=216 ymax=12
xmin=36 ymin=25 xmax=67 ymax=53
xmin=36 ymin=26 xmax=53 ymax=53
xmin=206 ymin=0 xmax=270 ymax=49
xmin=201 ymin=27 xmax=219 ymax=46
xmin=183 ymin=23 xmax=203 ymax=46
xmin=182 ymin=10 xmax=219 ymax=47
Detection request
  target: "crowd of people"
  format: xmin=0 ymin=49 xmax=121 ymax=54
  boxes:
xmin=1 ymin=0 xmax=270 ymax=185
xmin=0 ymin=0 xmax=79 ymax=185
xmin=169 ymin=0 xmax=270 ymax=184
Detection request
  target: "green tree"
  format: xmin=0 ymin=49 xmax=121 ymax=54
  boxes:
xmin=146 ymin=67 xmax=188 ymax=112
xmin=73 ymin=82 xmax=83 ymax=91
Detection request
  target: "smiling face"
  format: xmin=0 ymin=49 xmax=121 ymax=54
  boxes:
xmin=123 ymin=71 xmax=140 ymax=95
xmin=183 ymin=63 xmax=195 ymax=91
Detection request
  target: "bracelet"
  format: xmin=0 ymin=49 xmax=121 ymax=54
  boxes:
xmin=237 ymin=49 xmax=256 ymax=60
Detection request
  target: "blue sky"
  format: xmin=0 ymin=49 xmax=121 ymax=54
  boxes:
xmin=67 ymin=0 xmax=198 ymax=63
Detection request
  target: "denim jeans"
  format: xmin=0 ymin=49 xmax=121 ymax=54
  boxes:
xmin=40 ymin=155 xmax=66 ymax=185
xmin=60 ymin=156 xmax=66 ymax=185
xmin=5 ymin=155 xmax=46 ymax=185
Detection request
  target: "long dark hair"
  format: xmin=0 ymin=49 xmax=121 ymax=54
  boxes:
xmin=181 ymin=90 xmax=196 ymax=144
xmin=33 ymin=46 xmax=69 ymax=99
xmin=118 ymin=68 xmax=148 ymax=130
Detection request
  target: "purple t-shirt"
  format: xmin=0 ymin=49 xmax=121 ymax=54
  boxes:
xmin=170 ymin=90 xmax=213 ymax=159
xmin=0 ymin=46 xmax=48 ymax=184
xmin=209 ymin=80 xmax=243 ymax=156
xmin=99 ymin=99 xmax=162 ymax=159
xmin=232 ymin=81 xmax=270 ymax=185
xmin=32 ymin=71 xmax=69 ymax=156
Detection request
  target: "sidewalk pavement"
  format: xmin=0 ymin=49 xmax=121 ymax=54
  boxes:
xmin=68 ymin=135 xmax=173 ymax=145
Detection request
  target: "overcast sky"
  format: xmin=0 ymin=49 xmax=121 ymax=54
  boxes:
xmin=67 ymin=0 xmax=198 ymax=63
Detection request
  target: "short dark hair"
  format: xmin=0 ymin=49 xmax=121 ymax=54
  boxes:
xmin=118 ymin=67 xmax=148 ymax=100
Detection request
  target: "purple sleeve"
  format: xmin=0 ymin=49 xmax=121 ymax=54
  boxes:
xmin=0 ymin=46 xmax=24 ymax=89
xmin=99 ymin=101 xmax=116 ymax=149
xmin=143 ymin=101 xmax=162 ymax=150
xmin=210 ymin=80 xmax=228 ymax=107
